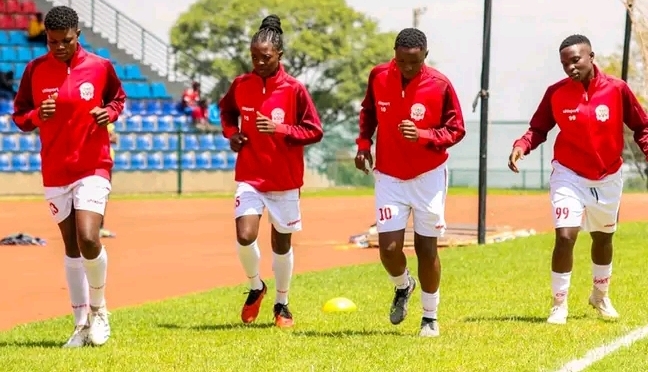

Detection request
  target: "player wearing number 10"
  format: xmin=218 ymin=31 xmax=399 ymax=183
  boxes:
xmin=355 ymin=28 xmax=466 ymax=337
xmin=509 ymin=35 xmax=648 ymax=325
xmin=218 ymin=15 xmax=323 ymax=328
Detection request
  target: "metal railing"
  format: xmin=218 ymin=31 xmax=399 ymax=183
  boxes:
xmin=47 ymin=0 xmax=216 ymax=92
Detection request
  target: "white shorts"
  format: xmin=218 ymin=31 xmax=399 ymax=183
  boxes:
xmin=234 ymin=182 xmax=302 ymax=234
xmin=374 ymin=163 xmax=448 ymax=238
xmin=549 ymin=161 xmax=623 ymax=233
xmin=44 ymin=175 xmax=112 ymax=224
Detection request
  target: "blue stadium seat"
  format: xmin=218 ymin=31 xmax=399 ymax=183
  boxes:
xmin=136 ymin=83 xmax=151 ymax=99
xmin=147 ymin=152 xmax=163 ymax=170
xmin=2 ymin=134 xmax=18 ymax=151
xmin=157 ymin=116 xmax=174 ymax=132
xmin=131 ymin=152 xmax=147 ymax=170
xmin=0 ymin=153 xmax=10 ymax=171
xmin=168 ymin=135 xmax=179 ymax=150
xmin=32 ymin=46 xmax=47 ymax=57
xmin=114 ymin=64 xmax=126 ymax=80
xmin=1 ymin=47 xmax=17 ymax=62
xmin=125 ymin=116 xmax=142 ymax=132
xmin=114 ymin=118 xmax=126 ymax=132
xmin=0 ymin=100 xmax=11 ymax=115
xmin=125 ymin=64 xmax=144 ymax=80
xmin=0 ymin=31 xmax=9 ymax=45
xmin=123 ymin=82 xmax=138 ymax=99
xmin=114 ymin=152 xmax=130 ymax=171
xmin=181 ymin=152 xmax=196 ymax=170
xmin=214 ymin=135 xmax=229 ymax=151
xmin=150 ymin=82 xmax=171 ymax=99
xmin=0 ymin=62 xmax=12 ymax=74
xmin=8 ymin=31 xmax=26 ymax=46
xmin=135 ymin=134 xmax=152 ymax=151
xmin=161 ymin=100 xmax=177 ymax=116
xmin=196 ymin=151 xmax=210 ymax=170
xmin=95 ymin=48 xmax=110 ymax=60
xmin=11 ymin=152 xmax=28 ymax=171
xmin=28 ymin=153 xmax=41 ymax=171
xmin=208 ymin=103 xmax=220 ymax=125
xmin=226 ymin=152 xmax=237 ymax=169
xmin=173 ymin=115 xmax=187 ymax=130
xmin=183 ymin=134 xmax=199 ymax=151
xmin=78 ymin=34 xmax=90 ymax=48
xmin=117 ymin=134 xmax=136 ymax=151
xmin=141 ymin=116 xmax=156 ymax=132
xmin=145 ymin=100 xmax=162 ymax=115
xmin=163 ymin=152 xmax=177 ymax=169
xmin=14 ymin=63 xmax=26 ymax=79
xmin=128 ymin=100 xmax=145 ymax=115
xmin=198 ymin=134 xmax=215 ymax=151
xmin=19 ymin=134 xmax=36 ymax=151
xmin=16 ymin=46 xmax=31 ymax=62
xmin=0 ymin=115 xmax=11 ymax=131
xmin=152 ymin=134 xmax=167 ymax=150
xmin=211 ymin=152 xmax=225 ymax=169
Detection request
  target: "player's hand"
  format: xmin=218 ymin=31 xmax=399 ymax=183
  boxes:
xmin=354 ymin=150 xmax=373 ymax=175
xmin=39 ymin=93 xmax=57 ymax=120
xmin=398 ymin=120 xmax=418 ymax=141
xmin=229 ymin=133 xmax=248 ymax=152
xmin=90 ymin=107 xmax=110 ymax=126
xmin=256 ymin=111 xmax=276 ymax=134
xmin=508 ymin=147 xmax=525 ymax=173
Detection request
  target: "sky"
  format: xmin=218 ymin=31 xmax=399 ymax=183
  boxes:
xmin=105 ymin=0 xmax=632 ymax=122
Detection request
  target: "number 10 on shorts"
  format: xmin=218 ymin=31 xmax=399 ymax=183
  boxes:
xmin=378 ymin=207 xmax=392 ymax=221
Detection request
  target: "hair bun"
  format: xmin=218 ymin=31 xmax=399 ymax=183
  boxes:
xmin=260 ymin=14 xmax=283 ymax=34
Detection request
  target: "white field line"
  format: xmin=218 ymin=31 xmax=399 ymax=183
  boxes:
xmin=553 ymin=325 xmax=648 ymax=372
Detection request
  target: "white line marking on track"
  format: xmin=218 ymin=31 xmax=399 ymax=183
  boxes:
xmin=553 ymin=325 xmax=648 ymax=372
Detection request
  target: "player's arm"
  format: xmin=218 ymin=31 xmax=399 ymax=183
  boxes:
xmin=355 ymin=67 xmax=379 ymax=152
xmin=12 ymin=63 xmax=42 ymax=132
xmin=275 ymin=84 xmax=323 ymax=146
xmin=417 ymin=80 xmax=466 ymax=149
xmin=512 ymin=86 xmax=557 ymax=154
xmin=218 ymin=77 xmax=242 ymax=139
xmin=102 ymin=61 xmax=126 ymax=123
xmin=620 ymin=82 xmax=648 ymax=160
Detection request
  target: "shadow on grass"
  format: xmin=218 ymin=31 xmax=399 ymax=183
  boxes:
xmin=0 ymin=340 xmax=61 ymax=348
xmin=157 ymin=322 xmax=275 ymax=331
xmin=293 ymin=330 xmax=403 ymax=338
xmin=462 ymin=314 xmax=587 ymax=323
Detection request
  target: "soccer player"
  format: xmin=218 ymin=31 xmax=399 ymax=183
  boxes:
xmin=12 ymin=6 xmax=126 ymax=347
xmin=218 ymin=15 xmax=323 ymax=328
xmin=355 ymin=28 xmax=466 ymax=337
xmin=508 ymin=34 xmax=648 ymax=325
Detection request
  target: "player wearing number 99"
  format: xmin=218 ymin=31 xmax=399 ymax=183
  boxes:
xmin=355 ymin=28 xmax=466 ymax=337
xmin=508 ymin=35 xmax=648 ymax=325
xmin=218 ymin=15 xmax=323 ymax=328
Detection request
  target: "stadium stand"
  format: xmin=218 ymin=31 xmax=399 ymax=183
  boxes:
xmin=0 ymin=0 xmax=233 ymax=173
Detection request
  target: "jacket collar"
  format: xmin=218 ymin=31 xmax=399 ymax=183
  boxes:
xmin=388 ymin=59 xmax=428 ymax=81
xmin=47 ymin=45 xmax=87 ymax=68
xmin=252 ymin=63 xmax=288 ymax=88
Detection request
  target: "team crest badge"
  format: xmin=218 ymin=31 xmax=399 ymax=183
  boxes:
xmin=410 ymin=103 xmax=426 ymax=121
xmin=79 ymin=82 xmax=95 ymax=101
xmin=271 ymin=108 xmax=285 ymax=124
xmin=595 ymin=105 xmax=609 ymax=122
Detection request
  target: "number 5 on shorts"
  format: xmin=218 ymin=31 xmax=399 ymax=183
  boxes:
xmin=555 ymin=207 xmax=569 ymax=219
xmin=235 ymin=196 xmax=240 ymax=208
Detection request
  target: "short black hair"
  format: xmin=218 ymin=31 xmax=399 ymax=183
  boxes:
xmin=251 ymin=14 xmax=283 ymax=52
xmin=394 ymin=28 xmax=427 ymax=50
xmin=44 ymin=6 xmax=79 ymax=31
xmin=559 ymin=34 xmax=591 ymax=52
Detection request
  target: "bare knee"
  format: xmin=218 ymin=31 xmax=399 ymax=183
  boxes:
xmin=590 ymin=231 xmax=613 ymax=247
xmin=236 ymin=216 xmax=260 ymax=246
xmin=379 ymin=230 xmax=405 ymax=254
xmin=413 ymin=233 xmax=438 ymax=259
xmin=77 ymin=228 xmax=101 ymax=259
xmin=555 ymin=227 xmax=579 ymax=251
xmin=271 ymin=227 xmax=292 ymax=254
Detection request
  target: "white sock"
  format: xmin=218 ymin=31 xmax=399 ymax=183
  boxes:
xmin=273 ymin=248 xmax=294 ymax=305
xmin=592 ymin=263 xmax=612 ymax=293
xmin=389 ymin=269 xmax=410 ymax=290
xmin=237 ymin=240 xmax=263 ymax=290
xmin=64 ymin=256 xmax=90 ymax=326
xmin=422 ymin=290 xmax=440 ymax=319
xmin=551 ymin=271 xmax=571 ymax=305
xmin=82 ymin=246 xmax=108 ymax=309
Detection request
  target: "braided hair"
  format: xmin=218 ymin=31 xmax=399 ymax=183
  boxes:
xmin=251 ymin=14 xmax=284 ymax=52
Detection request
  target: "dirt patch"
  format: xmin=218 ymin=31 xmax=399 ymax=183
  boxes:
xmin=1 ymin=192 xmax=648 ymax=330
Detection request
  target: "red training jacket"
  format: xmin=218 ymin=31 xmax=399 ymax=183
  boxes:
xmin=219 ymin=64 xmax=323 ymax=192
xmin=13 ymin=46 xmax=126 ymax=187
xmin=513 ymin=65 xmax=648 ymax=180
xmin=356 ymin=60 xmax=466 ymax=180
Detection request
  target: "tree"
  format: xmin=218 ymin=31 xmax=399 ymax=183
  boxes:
xmin=169 ymin=0 xmax=399 ymax=180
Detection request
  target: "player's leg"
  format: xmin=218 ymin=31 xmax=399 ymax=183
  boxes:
xmin=45 ymin=186 xmax=90 ymax=348
xmin=72 ymin=176 xmax=112 ymax=346
xmin=374 ymin=172 xmax=415 ymax=326
xmin=583 ymin=179 xmax=623 ymax=319
xmin=234 ymin=183 xmax=266 ymax=324
xmin=409 ymin=165 xmax=448 ymax=337
xmin=547 ymin=172 xmax=585 ymax=324
xmin=266 ymin=189 xmax=301 ymax=328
